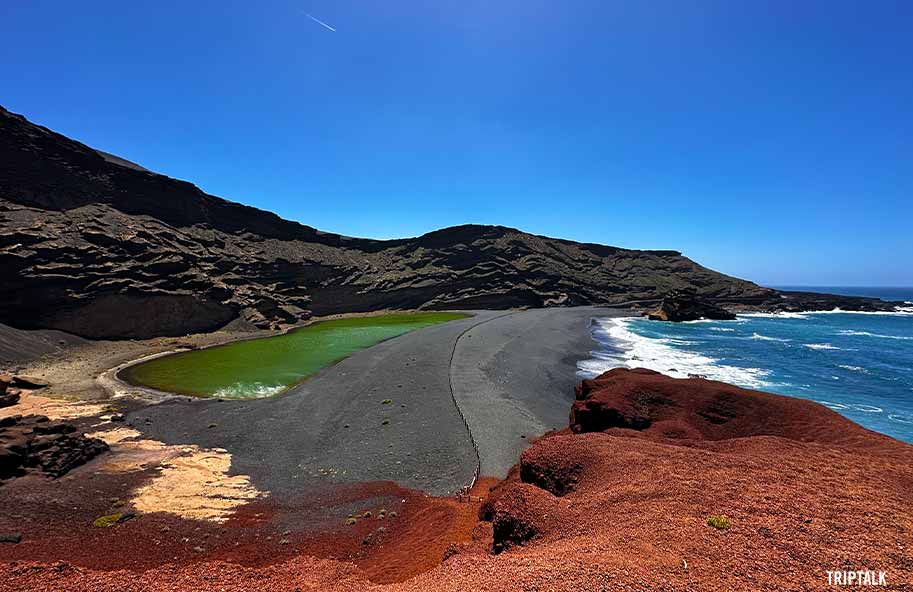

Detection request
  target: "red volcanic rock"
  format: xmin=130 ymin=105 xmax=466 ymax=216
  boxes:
xmin=2 ymin=370 xmax=912 ymax=591
xmin=487 ymin=482 xmax=561 ymax=553
xmin=478 ymin=369 xmax=913 ymax=589
xmin=571 ymin=367 xmax=887 ymax=447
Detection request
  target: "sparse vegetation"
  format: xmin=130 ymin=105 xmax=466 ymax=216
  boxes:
xmin=382 ymin=399 xmax=392 ymax=405
xmin=706 ymin=515 xmax=731 ymax=530
xmin=93 ymin=513 xmax=124 ymax=528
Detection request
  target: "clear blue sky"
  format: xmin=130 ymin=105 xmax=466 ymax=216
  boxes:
xmin=2 ymin=1 xmax=911 ymax=286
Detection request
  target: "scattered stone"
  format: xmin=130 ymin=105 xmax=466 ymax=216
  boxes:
xmin=1 ymin=414 xmax=109 ymax=481
xmin=381 ymin=419 xmax=390 ymax=426
xmin=0 ymin=533 xmax=22 ymax=544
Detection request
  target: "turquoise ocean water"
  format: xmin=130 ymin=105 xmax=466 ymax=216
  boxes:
xmin=580 ymin=288 xmax=913 ymax=443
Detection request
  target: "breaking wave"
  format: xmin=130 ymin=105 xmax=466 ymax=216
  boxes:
xmin=838 ymin=330 xmax=911 ymax=340
xmin=213 ymin=382 xmax=286 ymax=399
xmin=578 ymin=318 xmax=771 ymax=389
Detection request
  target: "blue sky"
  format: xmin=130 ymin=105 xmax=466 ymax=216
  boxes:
xmin=2 ymin=1 xmax=911 ymax=286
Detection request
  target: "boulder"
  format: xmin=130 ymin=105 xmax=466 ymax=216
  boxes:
xmin=0 ymin=389 xmax=19 ymax=408
xmin=645 ymin=291 xmax=736 ymax=322
xmin=0 ymin=414 xmax=108 ymax=481
xmin=10 ymin=375 xmax=49 ymax=389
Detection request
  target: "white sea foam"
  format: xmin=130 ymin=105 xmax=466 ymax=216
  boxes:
xmin=739 ymin=312 xmax=810 ymax=320
xmin=816 ymin=399 xmax=882 ymax=413
xmin=889 ymin=413 xmax=913 ymax=425
xmin=837 ymin=364 xmax=869 ymax=374
xmin=803 ymin=343 xmax=839 ymax=350
xmin=817 ymin=400 xmax=849 ymax=410
xmin=213 ymin=382 xmax=285 ymax=399
xmin=710 ymin=327 xmax=735 ymax=332
xmin=849 ymin=404 xmax=882 ymax=413
xmin=750 ymin=333 xmax=791 ymax=342
xmin=838 ymin=330 xmax=912 ymax=340
xmin=807 ymin=307 xmax=913 ymax=316
xmin=577 ymin=318 xmax=771 ymax=388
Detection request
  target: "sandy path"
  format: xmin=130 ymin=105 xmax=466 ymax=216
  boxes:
xmin=451 ymin=306 xmax=629 ymax=477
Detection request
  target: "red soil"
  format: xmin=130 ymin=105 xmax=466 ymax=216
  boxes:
xmin=3 ymin=369 xmax=912 ymax=591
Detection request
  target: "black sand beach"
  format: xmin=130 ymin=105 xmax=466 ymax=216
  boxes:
xmin=126 ymin=307 xmax=631 ymax=497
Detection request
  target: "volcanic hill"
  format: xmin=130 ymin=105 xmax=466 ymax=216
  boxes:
xmin=0 ymin=105 xmax=778 ymax=339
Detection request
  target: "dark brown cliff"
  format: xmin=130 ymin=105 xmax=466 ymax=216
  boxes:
xmin=1 ymin=106 xmax=779 ymax=339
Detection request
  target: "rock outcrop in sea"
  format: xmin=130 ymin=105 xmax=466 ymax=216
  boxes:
xmin=644 ymin=290 xmax=737 ymax=322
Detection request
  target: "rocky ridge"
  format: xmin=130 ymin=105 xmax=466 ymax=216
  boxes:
xmin=1 ymin=105 xmax=779 ymax=339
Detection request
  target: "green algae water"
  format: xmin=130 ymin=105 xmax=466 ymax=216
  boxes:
xmin=121 ymin=312 xmax=468 ymax=398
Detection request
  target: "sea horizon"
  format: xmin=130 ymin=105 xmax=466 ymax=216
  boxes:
xmin=769 ymin=285 xmax=913 ymax=302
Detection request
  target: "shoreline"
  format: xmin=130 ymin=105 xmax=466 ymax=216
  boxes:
xmin=3 ymin=305 xmax=913 ymax=591
xmin=583 ymin=310 xmax=913 ymax=444
xmin=110 ymin=310 xmax=473 ymax=401
xmin=122 ymin=307 xmax=628 ymax=497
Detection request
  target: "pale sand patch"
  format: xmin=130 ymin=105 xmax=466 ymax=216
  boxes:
xmin=87 ymin=426 xmax=143 ymax=444
xmin=0 ymin=390 xmax=109 ymax=420
xmin=130 ymin=446 xmax=263 ymax=522
xmin=88 ymin=426 xmax=263 ymax=522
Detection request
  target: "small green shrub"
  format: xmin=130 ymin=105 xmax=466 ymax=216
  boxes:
xmin=706 ymin=515 xmax=731 ymax=530
xmin=382 ymin=399 xmax=392 ymax=405
xmin=93 ymin=513 xmax=123 ymax=528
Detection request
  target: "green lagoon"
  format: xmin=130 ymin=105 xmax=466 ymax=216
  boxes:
xmin=120 ymin=312 xmax=468 ymax=398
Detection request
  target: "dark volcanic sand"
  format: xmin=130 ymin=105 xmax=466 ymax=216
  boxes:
xmin=125 ymin=308 xmax=628 ymax=498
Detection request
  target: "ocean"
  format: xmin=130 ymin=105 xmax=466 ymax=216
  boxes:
xmin=579 ymin=287 xmax=913 ymax=444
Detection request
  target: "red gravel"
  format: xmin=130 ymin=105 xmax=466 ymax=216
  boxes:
xmin=2 ymin=369 xmax=912 ymax=591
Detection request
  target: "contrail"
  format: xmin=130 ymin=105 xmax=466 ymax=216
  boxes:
xmin=305 ymin=13 xmax=337 ymax=32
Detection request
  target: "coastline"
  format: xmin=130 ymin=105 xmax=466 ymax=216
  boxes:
xmin=583 ymin=306 xmax=913 ymax=444
xmin=3 ymin=304 xmax=913 ymax=591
